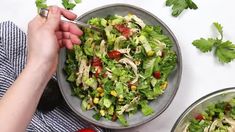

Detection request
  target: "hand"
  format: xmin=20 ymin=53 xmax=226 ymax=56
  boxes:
xmin=27 ymin=6 xmax=83 ymax=76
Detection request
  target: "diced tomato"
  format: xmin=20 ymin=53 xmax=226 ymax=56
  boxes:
xmin=94 ymin=66 xmax=102 ymax=78
xmin=115 ymin=24 xmax=131 ymax=38
xmin=195 ymin=114 xmax=204 ymax=121
xmin=153 ymin=71 xmax=161 ymax=79
xmin=92 ymin=57 xmax=102 ymax=67
xmin=107 ymin=50 xmax=122 ymax=60
xmin=76 ymin=128 xmax=96 ymax=132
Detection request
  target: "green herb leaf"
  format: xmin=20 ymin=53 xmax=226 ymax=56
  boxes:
xmin=192 ymin=38 xmax=215 ymax=53
xmin=92 ymin=113 xmax=101 ymax=120
xmin=213 ymin=22 xmax=223 ymax=39
xmin=74 ymin=0 xmax=81 ymax=4
xmin=62 ymin=0 xmax=76 ymax=10
xmin=35 ymin=0 xmax=47 ymax=12
xmin=215 ymin=41 xmax=235 ymax=63
xmin=192 ymin=22 xmax=235 ymax=63
xmin=186 ymin=0 xmax=198 ymax=9
xmin=166 ymin=0 xmax=198 ymax=17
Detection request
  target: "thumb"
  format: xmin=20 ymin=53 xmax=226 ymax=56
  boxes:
xmin=45 ymin=6 xmax=61 ymax=30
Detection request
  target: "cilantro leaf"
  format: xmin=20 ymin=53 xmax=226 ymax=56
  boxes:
xmin=192 ymin=38 xmax=215 ymax=53
xmin=166 ymin=0 xmax=177 ymax=6
xmin=35 ymin=0 xmax=47 ymax=12
xmin=62 ymin=0 xmax=76 ymax=10
xmin=186 ymin=0 xmax=198 ymax=9
xmin=166 ymin=0 xmax=198 ymax=17
xmin=74 ymin=0 xmax=81 ymax=4
xmin=213 ymin=22 xmax=223 ymax=39
xmin=215 ymin=41 xmax=235 ymax=63
xmin=192 ymin=22 xmax=235 ymax=63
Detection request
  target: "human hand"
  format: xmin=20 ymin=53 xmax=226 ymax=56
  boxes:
xmin=27 ymin=6 xmax=83 ymax=76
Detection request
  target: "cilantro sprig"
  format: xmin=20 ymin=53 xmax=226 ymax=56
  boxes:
xmin=35 ymin=0 xmax=48 ymax=12
xmin=35 ymin=0 xmax=81 ymax=11
xmin=62 ymin=0 xmax=81 ymax=10
xmin=166 ymin=0 xmax=198 ymax=17
xmin=192 ymin=22 xmax=235 ymax=63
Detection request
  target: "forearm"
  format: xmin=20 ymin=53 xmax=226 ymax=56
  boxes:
xmin=0 ymin=63 xmax=52 ymax=132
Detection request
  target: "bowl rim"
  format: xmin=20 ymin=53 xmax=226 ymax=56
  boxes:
xmin=171 ymin=87 xmax=235 ymax=132
xmin=57 ymin=3 xmax=182 ymax=129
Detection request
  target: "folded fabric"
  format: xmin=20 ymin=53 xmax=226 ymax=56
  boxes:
xmin=0 ymin=21 xmax=110 ymax=132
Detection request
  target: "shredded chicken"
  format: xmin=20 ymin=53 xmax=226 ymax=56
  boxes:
xmin=100 ymin=40 xmax=107 ymax=55
xmin=224 ymin=117 xmax=235 ymax=132
xmin=82 ymin=64 xmax=91 ymax=90
xmin=114 ymin=36 xmax=126 ymax=50
xmin=154 ymin=39 xmax=166 ymax=56
xmin=119 ymin=57 xmax=139 ymax=84
xmin=76 ymin=59 xmax=87 ymax=86
xmin=117 ymin=96 xmax=140 ymax=115
xmin=124 ymin=15 xmax=146 ymax=28
xmin=117 ymin=48 xmax=132 ymax=59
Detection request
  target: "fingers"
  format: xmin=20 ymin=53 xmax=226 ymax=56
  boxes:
xmin=60 ymin=21 xmax=83 ymax=36
xmin=28 ymin=15 xmax=46 ymax=31
xmin=45 ymin=6 xmax=61 ymax=30
xmin=56 ymin=31 xmax=81 ymax=49
xmin=63 ymin=39 xmax=73 ymax=49
xmin=59 ymin=7 xmax=77 ymax=20
xmin=56 ymin=31 xmax=81 ymax=43
xmin=42 ymin=6 xmax=82 ymax=50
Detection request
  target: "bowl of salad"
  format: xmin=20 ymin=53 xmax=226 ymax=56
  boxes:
xmin=57 ymin=4 xmax=182 ymax=129
xmin=172 ymin=88 xmax=235 ymax=132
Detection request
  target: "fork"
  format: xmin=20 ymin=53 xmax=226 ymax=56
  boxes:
xmin=39 ymin=8 xmax=107 ymax=39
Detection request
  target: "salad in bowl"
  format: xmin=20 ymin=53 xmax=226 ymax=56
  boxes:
xmin=57 ymin=4 xmax=181 ymax=129
xmin=64 ymin=14 xmax=177 ymax=126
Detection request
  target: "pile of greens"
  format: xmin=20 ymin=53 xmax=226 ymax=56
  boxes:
xmin=186 ymin=98 xmax=235 ymax=132
xmin=193 ymin=22 xmax=235 ymax=63
xmin=64 ymin=14 xmax=177 ymax=126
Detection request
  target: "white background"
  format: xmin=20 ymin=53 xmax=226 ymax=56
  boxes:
xmin=1 ymin=0 xmax=235 ymax=132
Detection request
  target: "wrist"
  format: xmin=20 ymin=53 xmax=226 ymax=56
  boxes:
xmin=25 ymin=60 xmax=55 ymax=81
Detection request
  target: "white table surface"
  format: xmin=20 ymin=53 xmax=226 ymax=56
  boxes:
xmin=1 ymin=0 xmax=235 ymax=132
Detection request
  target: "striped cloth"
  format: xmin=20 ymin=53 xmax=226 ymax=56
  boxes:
xmin=0 ymin=21 xmax=110 ymax=132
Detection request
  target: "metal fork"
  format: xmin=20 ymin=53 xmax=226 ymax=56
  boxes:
xmin=39 ymin=8 xmax=107 ymax=39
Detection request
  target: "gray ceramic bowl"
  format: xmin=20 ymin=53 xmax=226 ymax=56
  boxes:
xmin=57 ymin=3 xmax=182 ymax=129
xmin=172 ymin=88 xmax=235 ymax=132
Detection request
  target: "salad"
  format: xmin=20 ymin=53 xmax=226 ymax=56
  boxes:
xmin=185 ymin=98 xmax=235 ymax=132
xmin=64 ymin=14 xmax=177 ymax=126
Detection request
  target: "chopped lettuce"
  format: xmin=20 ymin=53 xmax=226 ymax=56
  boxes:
xmin=64 ymin=14 xmax=177 ymax=126
xmin=117 ymin=115 xmax=128 ymax=126
xmin=140 ymin=101 xmax=154 ymax=116
xmin=187 ymin=98 xmax=235 ymax=132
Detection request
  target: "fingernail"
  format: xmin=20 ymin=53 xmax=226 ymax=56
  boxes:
xmin=51 ymin=6 xmax=58 ymax=14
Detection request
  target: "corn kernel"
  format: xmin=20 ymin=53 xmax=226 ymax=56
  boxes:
xmin=87 ymin=104 xmax=91 ymax=110
xmin=110 ymin=90 xmax=117 ymax=97
xmin=97 ymin=87 xmax=104 ymax=93
xmin=134 ymin=60 xmax=141 ymax=65
xmin=119 ymin=95 xmax=124 ymax=99
xmin=93 ymin=97 xmax=99 ymax=104
xmin=161 ymin=81 xmax=168 ymax=90
xmin=147 ymin=50 xmax=155 ymax=57
xmin=100 ymin=92 xmax=104 ymax=97
xmin=118 ymin=98 xmax=124 ymax=102
xmin=100 ymin=110 xmax=105 ymax=116
xmin=131 ymin=85 xmax=137 ymax=91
